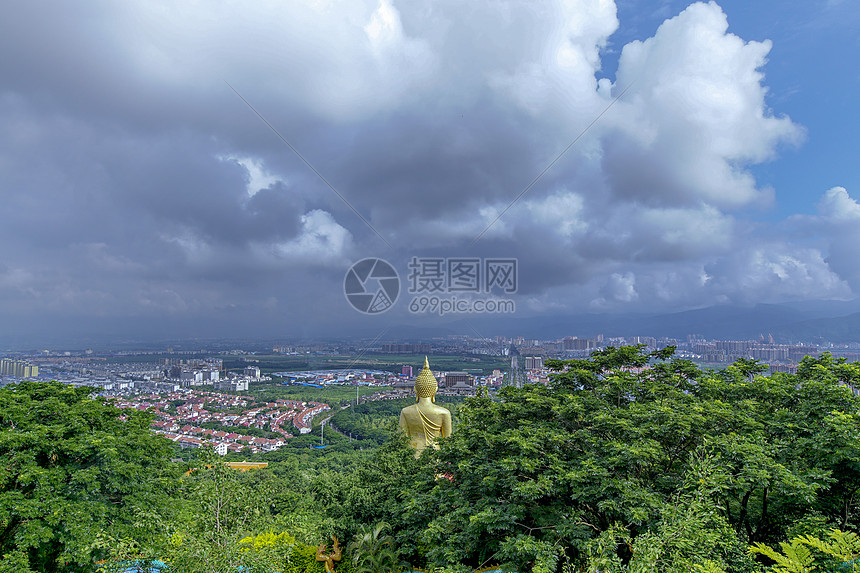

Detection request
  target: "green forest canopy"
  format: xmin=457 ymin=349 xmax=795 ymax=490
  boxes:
xmin=3 ymin=347 xmax=860 ymax=572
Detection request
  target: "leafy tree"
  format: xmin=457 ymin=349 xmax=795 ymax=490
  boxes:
xmin=311 ymin=433 xmax=427 ymax=556
xmin=0 ymin=381 xmax=177 ymax=572
xmin=406 ymin=346 xmax=860 ymax=572
xmin=750 ymin=528 xmax=860 ymax=572
xmin=697 ymin=357 xmax=860 ymax=542
xmin=584 ymin=456 xmax=755 ymax=573
xmin=235 ymin=531 xmax=310 ymax=573
xmin=166 ymin=447 xmax=281 ymax=573
xmin=347 ymin=521 xmax=405 ymax=573
xmin=330 ymin=398 xmax=463 ymax=447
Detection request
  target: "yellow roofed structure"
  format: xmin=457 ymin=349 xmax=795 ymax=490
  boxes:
xmin=225 ymin=461 xmax=268 ymax=471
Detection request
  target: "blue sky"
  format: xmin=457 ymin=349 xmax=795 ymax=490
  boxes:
xmin=0 ymin=0 xmax=858 ymax=345
xmin=612 ymin=0 xmax=859 ymax=221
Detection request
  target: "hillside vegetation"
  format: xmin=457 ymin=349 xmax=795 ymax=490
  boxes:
xmin=3 ymin=347 xmax=860 ymax=572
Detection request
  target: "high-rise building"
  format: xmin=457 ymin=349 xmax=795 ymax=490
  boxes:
xmin=627 ymin=336 xmax=656 ymax=347
xmin=180 ymin=370 xmax=206 ymax=387
xmin=563 ymin=337 xmax=594 ymax=350
xmin=716 ymin=340 xmax=753 ymax=353
xmin=789 ymin=346 xmax=819 ymax=362
xmin=0 ymin=359 xmax=38 ymax=378
xmin=214 ymin=379 xmax=249 ymax=392
xmin=508 ymin=343 xmax=522 ymax=388
xmin=402 ymin=365 xmax=413 ymax=378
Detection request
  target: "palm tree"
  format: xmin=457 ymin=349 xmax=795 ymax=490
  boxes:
xmin=347 ymin=521 xmax=404 ymax=573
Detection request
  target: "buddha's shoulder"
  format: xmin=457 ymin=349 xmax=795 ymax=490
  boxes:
xmin=425 ymin=404 xmax=452 ymax=416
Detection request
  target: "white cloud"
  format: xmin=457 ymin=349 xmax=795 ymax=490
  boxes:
xmin=807 ymin=186 xmax=860 ymax=290
xmin=222 ymin=156 xmax=283 ymax=197
xmin=587 ymin=204 xmax=735 ymax=262
xmin=603 ymin=1 xmax=803 ymax=208
xmin=271 ymin=209 xmax=353 ymax=266
xmin=489 ymin=0 xmax=618 ymax=117
xmin=0 ymin=0 xmax=851 ymax=335
xmin=703 ymin=246 xmax=851 ymax=303
xmin=525 ymin=191 xmax=588 ymax=240
xmin=591 ymin=271 xmax=638 ymax=309
xmin=818 ymin=186 xmax=860 ymax=222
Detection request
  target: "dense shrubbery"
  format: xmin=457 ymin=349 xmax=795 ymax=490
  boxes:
xmin=4 ymin=348 xmax=860 ymax=572
xmin=402 ymin=348 xmax=860 ymax=572
xmin=330 ymin=398 xmax=463 ymax=445
xmin=330 ymin=399 xmax=415 ymax=445
xmin=0 ymin=382 xmax=178 ymax=572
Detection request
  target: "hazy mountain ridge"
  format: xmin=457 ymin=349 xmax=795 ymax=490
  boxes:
xmin=427 ymin=302 xmax=860 ymax=343
xmin=5 ymin=302 xmax=859 ymax=349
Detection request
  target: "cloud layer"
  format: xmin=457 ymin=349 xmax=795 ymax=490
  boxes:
xmin=0 ymin=0 xmax=853 ymax=341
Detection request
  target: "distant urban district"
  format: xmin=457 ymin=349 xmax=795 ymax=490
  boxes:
xmin=3 ymin=331 xmax=860 ymax=458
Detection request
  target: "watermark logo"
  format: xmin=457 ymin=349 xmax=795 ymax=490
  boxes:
xmin=345 ymin=257 xmax=516 ymax=316
xmin=407 ymin=257 xmax=517 ymax=294
xmin=408 ymin=296 xmax=516 ymax=315
xmin=344 ymin=258 xmax=400 ymax=314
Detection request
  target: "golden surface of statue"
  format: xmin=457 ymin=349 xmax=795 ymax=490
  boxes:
xmin=399 ymin=357 xmax=452 ymax=453
xmin=315 ymin=535 xmax=342 ymax=573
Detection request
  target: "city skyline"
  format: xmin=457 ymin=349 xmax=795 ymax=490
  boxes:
xmin=1 ymin=1 xmax=858 ymax=346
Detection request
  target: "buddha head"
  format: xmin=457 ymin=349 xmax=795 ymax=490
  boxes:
xmin=414 ymin=356 xmax=438 ymax=402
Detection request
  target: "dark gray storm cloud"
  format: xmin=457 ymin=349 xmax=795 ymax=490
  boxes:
xmin=0 ymin=0 xmax=854 ymax=343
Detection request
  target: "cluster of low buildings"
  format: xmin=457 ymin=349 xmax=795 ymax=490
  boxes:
xmin=442 ymin=333 xmax=851 ymax=376
xmin=153 ymin=425 xmax=285 ymax=455
xmin=377 ymin=333 xmax=846 ymax=395
xmin=163 ymin=359 xmax=267 ymax=390
xmin=683 ymin=340 xmax=822 ymax=372
xmin=0 ymin=356 xmax=273 ymax=397
xmin=112 ymin=390 xmax=330 ymax=454
xmin=274 ymin=368 xmax=397 ymax=385
xmin=380 ymin=366 xmax=505 ymax=399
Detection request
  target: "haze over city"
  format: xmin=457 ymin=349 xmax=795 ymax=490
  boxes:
xmin=1 ymin=0 xmax=858 ymax=347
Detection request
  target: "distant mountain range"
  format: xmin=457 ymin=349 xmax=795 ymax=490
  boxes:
xmin=6 ymin=300 xmax=860 ymax=350
xmin=378 ymin=301 xmax=860 ymax=344
xmin=769 ymin=312 xmax=860 ymax=344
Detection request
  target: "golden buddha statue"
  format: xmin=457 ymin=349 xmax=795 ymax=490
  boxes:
xmin=399 ymin=356 xmax=452 ymax=454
